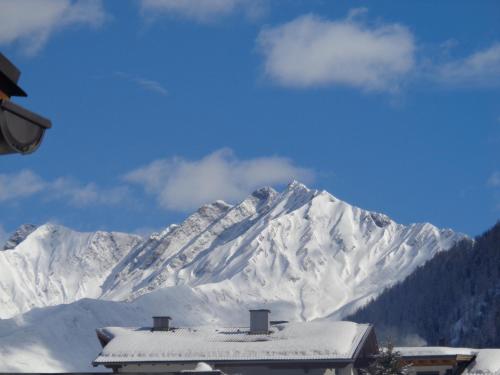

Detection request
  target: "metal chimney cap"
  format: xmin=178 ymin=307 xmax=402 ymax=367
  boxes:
xmin=153 ymin=316 xmax=172 ymax=319
xmin=249 ymin=309 xmax=271 ymax=312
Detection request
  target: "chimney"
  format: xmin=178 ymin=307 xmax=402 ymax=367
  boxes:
xmin=249 ymin=309 xmax=270 ymax=334
xmin=152 ymin=316 xmax=171 ymax=331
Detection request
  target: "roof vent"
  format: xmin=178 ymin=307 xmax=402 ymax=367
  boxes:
xmin=152 ymin=316 xmax=171 ymax=331
xmin=249 ymin=309 xmax=270 ymax=334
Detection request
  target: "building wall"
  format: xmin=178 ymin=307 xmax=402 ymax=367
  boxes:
xmin=217 ymin=365 xmax=333 ymax=375
xmin=337 ymin=364 xmax=356 ymax=375
xmin=407 ymin=365 xmax=453 ymax=375
xmin=117 ymin=363 xmax=353 ymax=374
xmin=118 ymin=363 xmax=193 ymax=372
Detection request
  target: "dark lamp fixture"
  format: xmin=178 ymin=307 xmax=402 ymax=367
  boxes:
xmin=0 ymin=52 xmax=52 ymax=155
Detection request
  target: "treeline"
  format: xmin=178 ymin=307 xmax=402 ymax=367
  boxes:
xmin=348 ymin=222 xmax=500 ymax=348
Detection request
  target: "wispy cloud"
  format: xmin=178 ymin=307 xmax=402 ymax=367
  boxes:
xmin=0 ymin=170 xmax=128 ymax=207
xmin=0 ymin=170 xmax=45 ymax=201
xmin=0 ymin=224 xmax=9 ymax=248
xmin=114 ymin=72 xmax=168 ymax=96
xmin=0 ymin=150 xmax=313 ymax=213
xmin=257 ymin=11 xmax=415 ymax=92
xmin=433 ymin=43 xmax=500 ymax=87
xmin=487 ymin=172 xmax=500 ymax=211
xmin=139 ymin=0 xmax=265 ymax=23
xmin=439 ymin=38 xmax=459 ymax=55
xmin=134 ymin=78 xmax=168 ymax=96
xmin=488 ymin=172 xmax=500 ymax=188
xmin=132 ymin=226 xmax=160 ymax=238
xmin=0 ymin=0 xmax=107 ymax=55
xmin=124 ymin=148 xmax=314 ymax=211
xmin=49 ymin=177 xmax=130 ymax=207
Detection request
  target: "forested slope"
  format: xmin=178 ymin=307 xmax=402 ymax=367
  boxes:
xmin=349 ymin=222 xmax=500 ymax=347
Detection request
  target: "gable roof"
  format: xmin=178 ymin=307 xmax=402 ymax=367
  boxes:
xmin=94 ymin=321 xmax=372 ymax=365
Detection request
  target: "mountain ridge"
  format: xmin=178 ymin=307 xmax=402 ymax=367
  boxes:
xmin=0 ymin=181 xmax=465 ymax=320
xmin=2 ymin=224 xmax=37 ymax=251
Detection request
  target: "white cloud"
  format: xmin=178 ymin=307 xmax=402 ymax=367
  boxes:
xmin=140 ymin=0 xmax=264 ymax=23
xmin=488 ymin=172 xmax=500 ymax=188
xmin=0 ymin=0 xmax=106 ymax=55
xmin=114 ymin=72 xmax=168 ymax=96
xmin=0 ymin=170 xmax=127 ymax=207
xmin=50 ymin=177 xmax=130 ymax=207
xmin=134 ymin=78 xmax=168 ymax=96
xmin=124 ymin=148 xmax=314 ymax=211
xmin=435 ymin=43 xmax=500 ymax=87
xmin=257 ymin=13 xmax=415 ymax=92
xmin=0 ymin=151 xmax=313 ymax=212
xmin=0 ymin=170 xmax=45 ymax=201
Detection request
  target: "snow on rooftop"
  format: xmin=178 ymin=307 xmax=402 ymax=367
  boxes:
xmin=186 ymin=362 xmax=214 ymax=372
xmin=396 ymin=347 xmax=500 ymax=373
xmin=94 ymin=321 xmax=370 ymax=364
xmin=395 ymin=346 xmax=476 ymax=357
xmin=465 ymin=349 xmax=500 ymax=374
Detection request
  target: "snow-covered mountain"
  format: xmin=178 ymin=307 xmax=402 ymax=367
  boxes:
xmin=101 ymin=181 xmax=463 ymax=320
xmin=0 ymin=182 xmax=467 ymax=371
xmin=0 ymin=225 xmax=142 ymax=318
xmin=1 ymin=182 xmax=464 ymax=322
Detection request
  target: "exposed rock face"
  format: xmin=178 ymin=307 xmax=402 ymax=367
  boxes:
xmin=2 ymin=224 xmax=37 ymax=250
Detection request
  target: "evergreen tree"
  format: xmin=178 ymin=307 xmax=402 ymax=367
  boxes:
xmin=362 ymin=341 xmax=411 ymax=375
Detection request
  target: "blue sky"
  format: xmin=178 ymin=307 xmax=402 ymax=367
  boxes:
xmin=0 ymin=0 xmax=499 ymax=240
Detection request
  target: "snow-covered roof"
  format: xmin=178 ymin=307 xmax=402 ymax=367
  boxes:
xmin=396 ymin=347 xmax=500 ymax=373
xmin=465 ymin=349 xmax=500 ymax=374
xmin=396 ymin=346 xmax=476 ymax=358
xmin=94 ymin=321 xmax=371 ymax=365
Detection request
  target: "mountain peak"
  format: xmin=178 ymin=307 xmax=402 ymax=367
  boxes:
xmin=287 ymin=180 xmax=310 ymax=192
xmin=195 ymin=200 xmax=232 ymax=220
xmin=2 ymin=224 xmax=37 ymax=250
xmin=250 ymin=186 xmax=278 ymax=201
xmin=204 ymin=200 xmax=232 ymax=210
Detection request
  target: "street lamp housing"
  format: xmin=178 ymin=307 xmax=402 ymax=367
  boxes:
xmin=0 ymin=52 xmax=52 ymax=155
xmin=0 ymin=100 xmax=51 ymax=154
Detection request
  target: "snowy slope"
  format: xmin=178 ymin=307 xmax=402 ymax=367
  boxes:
xmin=0 ymin=287 xmax=235 ymax=372
xmin=465 ymin=349 xmax=500 ymax=373
xmin=102 ymin=182 xmax=463 ymax=320
xmin=0 ymin=224 xmax=142 ymax=318
xmin=0 ymin=285 xmax=367 ymax=372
